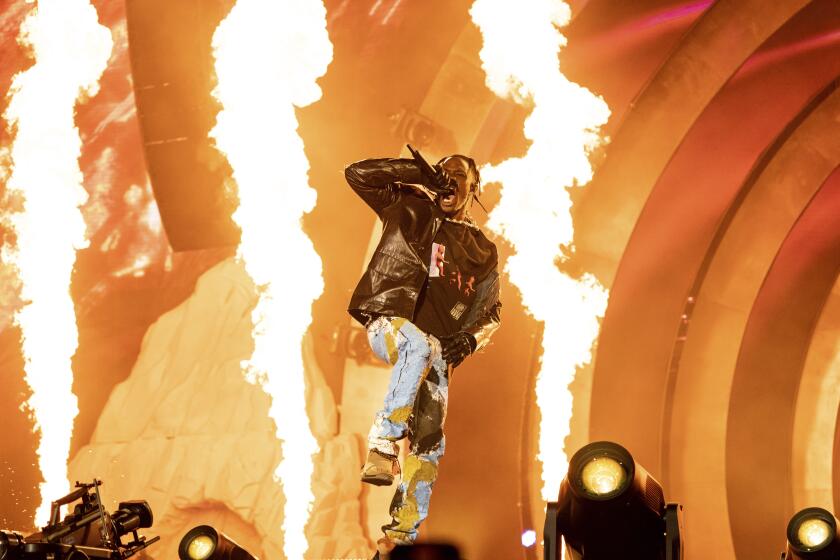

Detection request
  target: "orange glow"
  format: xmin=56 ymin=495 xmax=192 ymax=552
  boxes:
xmin=1 ymin=0 xmax=112 ymax=526
xmin=470 ymin=0 xmax=611 ymax=501
xmin=210 ymin=1 xmax=332 ymax=558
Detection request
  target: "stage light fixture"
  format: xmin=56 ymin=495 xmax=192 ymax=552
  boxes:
xmin=178 ymin=525 xmax=257 ymax=560
xmin=783 ymin=507 xmax=840 ymax=559
xmin=0 ymin=480 xmax=157 ymax=559
xmin=543 ymin=441 xmax=684 ymax=560
xmin=187 ymin=535 xmax=215 ymax=560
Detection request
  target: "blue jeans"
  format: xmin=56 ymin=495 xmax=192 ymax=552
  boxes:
xmin=366 ymin=316 xmax=449 ymax=543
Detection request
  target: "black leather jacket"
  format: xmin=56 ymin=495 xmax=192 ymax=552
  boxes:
xmin=345 ymin=158 xmax=501 ymax=350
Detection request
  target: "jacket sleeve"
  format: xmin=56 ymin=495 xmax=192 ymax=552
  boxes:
xmin=344 ymin=158 xmax=427 ymax=215
xmin=462 ymin=269 xmax=502 ymax=351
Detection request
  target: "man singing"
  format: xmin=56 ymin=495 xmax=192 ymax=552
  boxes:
xmin=344 ymin=151 xmax=502 ymax=558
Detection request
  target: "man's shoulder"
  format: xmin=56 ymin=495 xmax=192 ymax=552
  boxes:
xmin=468 ymin=226 xmax=499 ymax=264
xmin=469 ymin=224 xmax=495 ymax=245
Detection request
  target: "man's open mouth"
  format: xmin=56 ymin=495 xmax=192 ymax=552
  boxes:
xmin=441 ymin=194 xmax=455 ymax=205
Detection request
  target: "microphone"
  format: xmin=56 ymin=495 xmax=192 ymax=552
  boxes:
xmin=407 ymin=144 xmax=488 ymax=214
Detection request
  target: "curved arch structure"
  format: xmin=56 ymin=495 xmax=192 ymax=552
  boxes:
xmin=792 ymin=275 xmax=840 ymax=513
xmin=725 ymin=165 xmax=840 ymax=558
xmin=576 ymin=0 xmax=810 ymax=271
xmin=590 ymin=0 xmax=840 ymax=467
xmin=586 ymin=2 xmax=840 ymax=558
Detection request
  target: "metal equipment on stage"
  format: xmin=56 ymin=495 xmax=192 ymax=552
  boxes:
xmin=0 ymin=479 xmax=158 ymax=560
xmin=544 ymin=441 xmax=684 ymax=560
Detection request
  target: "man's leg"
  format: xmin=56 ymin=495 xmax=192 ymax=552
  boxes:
xmin=381 ymin=347 xmax=449 ymax=544
xmin=365 ymin=317 xmax=440 ymax=475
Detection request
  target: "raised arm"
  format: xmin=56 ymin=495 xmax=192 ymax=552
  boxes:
xmin=344 ymin=158 xmax=426 ymax=215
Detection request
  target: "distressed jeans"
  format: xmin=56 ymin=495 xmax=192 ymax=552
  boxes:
xmin=366 ymin=316 xmax=449 ymax=544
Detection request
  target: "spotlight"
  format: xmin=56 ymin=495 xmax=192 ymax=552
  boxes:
xmin=579 ymin=454 xmax=626 ymax=497
xmin=544 ymin=441 xmax=684 ymax=560
xmin=783 ymin=508 xmax=840 ymax=559
xmin=178 ymin=525 xmax=257 ymax=560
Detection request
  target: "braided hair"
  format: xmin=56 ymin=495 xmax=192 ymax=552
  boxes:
xmin=437 ymin=154 xmax=482 ymax=196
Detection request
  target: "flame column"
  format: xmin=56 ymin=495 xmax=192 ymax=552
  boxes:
xmin=210 ymin=1 xmax=332 ymax=558
xmin=2 ymin=0 xmax=112 ymax=526
xmin=469 ymin=0 xmax=611 ymax=501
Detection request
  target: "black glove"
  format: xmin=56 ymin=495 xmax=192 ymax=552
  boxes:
xmin=439 ymin=332 xmax=477 ymax=368
xmin=428 ymin=164 xmax=456 ymax=196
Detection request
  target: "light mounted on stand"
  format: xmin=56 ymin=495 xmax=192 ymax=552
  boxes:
xmin=544 ymin=441 xmax=684 ymax=559
xmin=178 ymin=525 xmax=257 ymax=560
xmin=783 ymin=508 xmax=840 ymax=559
xmin=0 ymin=480 xmax=157 ymax=560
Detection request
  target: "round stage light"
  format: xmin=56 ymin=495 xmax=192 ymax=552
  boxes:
xmin=786 ymin=507 xmax=840 ymax=558
xmin=797 ymin=518 xmax=831 ymax=549
xmin=548 ymin=441 xmax=675 ymax=560
xmin=580 ymin=456 xmax=627 ymax=496
xmin=179 ymin=525 xmax=257 ymax=560
xmin=187 ymin=534 xmax=216 ymax=560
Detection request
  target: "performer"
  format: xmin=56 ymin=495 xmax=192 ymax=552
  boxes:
xmin=344 ymin=152 xmax=502 ymax=558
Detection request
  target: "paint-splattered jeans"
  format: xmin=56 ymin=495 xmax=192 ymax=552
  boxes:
xmin=366 ymin=316 xmax=449 ymax=544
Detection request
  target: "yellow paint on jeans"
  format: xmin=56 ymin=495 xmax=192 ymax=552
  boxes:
xmin=388 ymin=405 xmax=413 ymax=424
xmin=386 ymin=455 xmax=439 ymax=535
xmin=402 ymin=454 xmax=438 ymax=484
xmin=384 ymin=317 xmax=408 ymax=364
xmin=386 ymin=359 xmax=431 ymax=425
xmin=387 ymin=505 xmax=420 ymax=535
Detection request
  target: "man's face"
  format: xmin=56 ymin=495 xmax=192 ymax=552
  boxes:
xmin=437 ymin=156 xmax=474 ymax=217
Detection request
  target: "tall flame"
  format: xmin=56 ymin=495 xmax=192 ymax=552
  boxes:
xmin=210 ymin=1 xmax=332 ymax=558
xmin=1 ymin=0 xmax=112 ymax=525
xmin=470 ymin=0 xmax=611 ymax=501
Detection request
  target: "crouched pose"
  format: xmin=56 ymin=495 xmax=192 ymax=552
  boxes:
xmin=344 ymin=153 xmax=501 ymax=558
